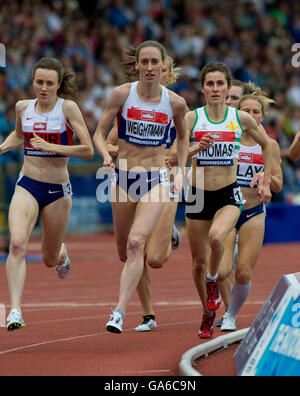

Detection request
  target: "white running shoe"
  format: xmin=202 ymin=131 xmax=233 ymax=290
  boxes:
xmin=106 ymin=311 xmax=124 ymax=334
xmin=221 ymin=312 xmax=237 ymax=332
xmin=171 ymin=224 xmax=182 ymax=250
xmin=56 ymin=243 xmax=71 ymax=279
xmin=135 ymin=317 xmax=157 ymax=332
xmin=7 ymin=309 xmax=25 ymax=332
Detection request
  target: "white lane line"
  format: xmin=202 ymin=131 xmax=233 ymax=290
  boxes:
xmin=0 ymin=332 xmax=106 ymax=356
xmin=0 ymin=320 xmax=200 ymax=357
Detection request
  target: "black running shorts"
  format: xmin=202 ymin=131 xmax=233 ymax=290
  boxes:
xmin=185 ymin=182 xmax=244 ymax=221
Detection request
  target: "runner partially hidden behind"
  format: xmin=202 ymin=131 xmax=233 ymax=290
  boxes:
xmin=218 ymin=87 xmax=282 ymax=332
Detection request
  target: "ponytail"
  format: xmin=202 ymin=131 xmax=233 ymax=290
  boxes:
xmin=58 ymin=71 xmax=79 ymax=100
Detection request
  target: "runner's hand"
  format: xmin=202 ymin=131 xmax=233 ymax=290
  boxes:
xmin=107 ymin=144 xmax=119 ymax=159
xmin=250 ymin=172 xmax=264 ymax=189
xmin=251 ymin=172 xmax=272 ymax=203
xmin=30 ymin=133 xmax=52 ymax=152
xmin=173 ymin=169 xmax=183 ymax=195
xmin=199 ymin=133 xmax=214 ymax=151
xmin=258 ymin=183 xmax=272 ymax=203
xmin=103 ymin=154 xmax=114 ymax=168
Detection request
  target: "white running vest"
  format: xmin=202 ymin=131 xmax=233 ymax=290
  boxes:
xmin=237 ymin=143 xmax=264 ymax=188
xmin=117 ymin=81 xmax=173 ymax=147
xmin=22 ymin=98 xmax=74 ymax=158
xmin=190 ymin=106 xmax=243 ymax=166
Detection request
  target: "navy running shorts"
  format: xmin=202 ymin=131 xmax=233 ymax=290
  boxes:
xmin=17 ymin=173 xmax=72 ymax=209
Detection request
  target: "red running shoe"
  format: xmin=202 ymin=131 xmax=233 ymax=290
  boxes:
xmin=198 ymin=311 xmax=216 ymax=339
xmin=206 ymin=280 xmax=222 ymax=311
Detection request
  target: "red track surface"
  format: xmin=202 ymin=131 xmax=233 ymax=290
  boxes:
xmin=0 ymin=232 xmax=299 ymax=376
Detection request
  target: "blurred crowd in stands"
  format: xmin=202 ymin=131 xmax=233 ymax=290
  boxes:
xmin=1 ymin=0 xmax=300 ymax=203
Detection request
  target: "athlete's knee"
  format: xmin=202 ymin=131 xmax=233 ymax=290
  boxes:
xmin=127 ymin=235 xmax=146 ymax=257
xmin=42 ymin=252 xmax=58 ymax=268
xmin=209 ymin=230 xmax=223 ymax=252
xmin=236 ymin=268 xmax=252 ymax=284
xmin=147 ymin=255 xmax=165 ymax=269
xmin=9 ymin=237 xmax=27 ymax=259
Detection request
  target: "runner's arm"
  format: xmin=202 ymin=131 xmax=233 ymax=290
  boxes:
xmin=239 ymin=111 xmax=272 ymax=203
xmin=0 ymin=130 xmax=23 ymax=154
xmin=105 ymin=121 xmax=119 ymax=158
xmin=93 ymin=85 xmax=128 ymax=167
xmin=250 ymin=138 xmax=283 ymax=194
xmin=0 ymin=101 xmax=26 ymax=154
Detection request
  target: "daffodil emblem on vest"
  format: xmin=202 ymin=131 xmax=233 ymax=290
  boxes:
xmin=226 ymin=121 xmax=240 ymax=132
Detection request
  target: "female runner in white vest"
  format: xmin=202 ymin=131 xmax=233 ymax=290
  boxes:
xmin=105 ymin=56 xmax=184 ymax=332
xmin=184 ymin=62 xmax=273 ymax=339
xmin=93 ymin=41 xmax=189 ymax=333
xmin=0 ymin=57 xmax=94 ymax=331
xmin=219 ymin=90 xmax=282 ymax=331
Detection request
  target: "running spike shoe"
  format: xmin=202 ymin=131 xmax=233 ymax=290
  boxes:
xmin=171 ymin=224 xmax=182 ymax=250
xmin=7 ymin=309 xmax=25 ymax=332
xmin=106 ymin=310 xmax=124 ymax=334
xmin=206 ymin=279 xmax=222 ymax=311
xmin=135 ymin=316 xmax=157 ymax=332
xmin=56 ymin=243 xmax=71 ymax=279
xmin=221 ymin=311 xmax=237 ymax=332
xmin=198 ymin=311 xmax=216 ymax=339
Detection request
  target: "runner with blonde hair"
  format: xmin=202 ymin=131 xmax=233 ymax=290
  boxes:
xmin=216 ymin=80 xmax=278 ymax=327
xmin=219 ymin=87 xmax=282 ymax=331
